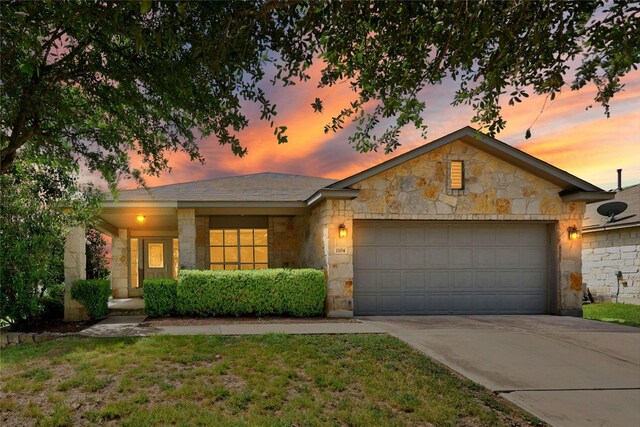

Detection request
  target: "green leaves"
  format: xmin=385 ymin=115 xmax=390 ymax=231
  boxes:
xmin=1 ymin=0 xmax=637 ymax=185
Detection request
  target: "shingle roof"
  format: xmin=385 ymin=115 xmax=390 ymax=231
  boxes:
xmin=583 ymin=183 xmax=640 ymax=231
xmin=109 ymin=173 xmax=337 ymax=202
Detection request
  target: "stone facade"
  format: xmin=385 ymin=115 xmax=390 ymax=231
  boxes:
xmin=268 ymin=217 xmax=300 ymax=268
xmin=178 ymin=208 xmax=196 ymax=269
xmin=64 ymin=226 xmax=88 ymax=321
xmin=195 ymin=216 xmax=210 ymax=270
xmin=111 ymin=229 xmax=129 ymax=299
xmin=323 ymin=139 xmax=586 ymax=316
xmin=582 ymin=227 xmax=640 ymax=303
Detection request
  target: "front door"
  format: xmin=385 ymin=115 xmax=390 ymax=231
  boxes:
xmin=144 ymin=238 xmax=172 ymax=280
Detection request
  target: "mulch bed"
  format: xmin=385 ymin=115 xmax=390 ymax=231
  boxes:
xmin=6 ymin=319 xmax=99 ymax=334
xmin=145 ymin=316 xmax=359 ymax=326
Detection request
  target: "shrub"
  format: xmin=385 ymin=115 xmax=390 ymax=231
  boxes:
xmin=176 ymin=269 xmax=326 ymax=318
xmin=143 ymin=278 xmax=178 ymax=317
xmin=70 ymin=279 xmax=111 ymax=319
xmin=40 ymin=283 xmax=65 ymax=320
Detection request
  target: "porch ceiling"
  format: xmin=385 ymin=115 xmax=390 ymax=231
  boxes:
xmin=100 ymin=206 xmax=178 ymax=234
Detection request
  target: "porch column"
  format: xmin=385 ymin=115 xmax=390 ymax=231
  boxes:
xmin=110 ymin=229 xmax=129 ymax=298
xmin=178 ymin=208 xmax=196 ymax=270
xmin=556 ymin=219 xmax=584 ymax=316
xmin=64 ymin=226 xmax=88 ymax=321
xmin=322 ymin=200 xmax=354 ymax=317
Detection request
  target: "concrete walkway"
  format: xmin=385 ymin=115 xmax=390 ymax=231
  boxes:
xmin=361 ymin=315 xmax=640 ymax=427
xmin=79 ymin=316 xmax=385 ymax=338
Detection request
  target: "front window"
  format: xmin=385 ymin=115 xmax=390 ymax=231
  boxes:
xmin=210 ymin=229 xmax=268 ymax=270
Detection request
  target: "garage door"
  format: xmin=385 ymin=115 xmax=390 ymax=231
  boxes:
xmin=353 ymin=221 xmax=549 ymax=315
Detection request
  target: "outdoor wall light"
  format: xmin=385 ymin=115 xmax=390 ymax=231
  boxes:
xmin=338 ymin=224 xmax=347 ymax=238
xmin=136 ymin=215 xmax=146 ymax=224
xmin=567 ymin=226 xmax=581 ymax=241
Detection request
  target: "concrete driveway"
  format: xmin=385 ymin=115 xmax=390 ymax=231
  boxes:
xmin=361 ymin=315 xmax=640 ymax=427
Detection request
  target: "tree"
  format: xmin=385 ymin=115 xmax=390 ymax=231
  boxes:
xmin=86 ymin=229 xmax=110 ymax=280
xmin=0 ymin=162 xmax=102 ymax=325
xmin=1 ymin=0 xmax=638 ymax=186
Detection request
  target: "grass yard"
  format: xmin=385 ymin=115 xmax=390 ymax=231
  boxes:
xmin=0 ymin=335 xmax=542 ymax=427
xmin=583 ymin=303 xmax=640 ymax=327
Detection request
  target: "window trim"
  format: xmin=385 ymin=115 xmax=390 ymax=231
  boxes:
xmin=209 ymin=228 xmax=268 ymax=270
xmin=450 ymin=160 xmax=464 ymax=190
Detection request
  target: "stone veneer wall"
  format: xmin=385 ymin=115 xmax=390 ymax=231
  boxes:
xmin=582 ymin=227 xmax=640 ymax=303
xmin=195 ymin=216 xmax=210 ymax=270
xmin=110 ymin=229 xmax=129 ymax=299
xmin=302 ymin=200 xmax=354 ymax=316
xmin=64 ymin=226 xmax=88 ymax=321
xmin=178 ymin=208 xmax=196 ymax=269
xmin=318 ymin=139 xmax=586 ymax=316
xmin=268 ymin=217 xmax=300 ymax=268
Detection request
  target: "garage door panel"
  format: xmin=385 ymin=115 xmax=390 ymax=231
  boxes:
xmin=377 ymin=295 xmax=402 ymax=313
xmin=426 ymin=294 xmax=450 ymax=313
xmin=355 ymin=247 xmax=377 ymax=269
xmin=376 ymin=247 xmax=401 ymax=268
xmin=377 ymin=227 xmax=401 ymax=244
xmin=427 ymin=271 xmax=450 ymax=290
xmin=402 ymin=226 xmax=425 ymax=244
xmin=497 ymin=248 xmax=521 ymax=268
xmin=356 ymin=271 xmax=377 ymax=293
xmin=426 ymin=247 xmax=448 ymax=266
xmin=426 ymin=226 xmax=449 ymax=244
xmin=473 ymin=227 xmax=496 ymax=245
xmin=402 ymin=247 xmax=425 ymax=267
xmin=474 ymin=247 xmax=497 ymax=267
xmin=451 ymin=247 xmax=473 ymax=267
xmin=451 ymin=227 xmax=473 ymax=245
xmin=356 ymin=295 xmax=378 ymax=315
xmin=521 ymin=248 xmax=546 ymax=267
xmin=378 ymin=271 xmax=401 ymax=292
xmin=402 ymin=295 xmax=426 ymax=312
xmin=354 ymin=225 xmax=377 ymax=245
xmin=476 ymin=271 xmax=499 ymax=290
xmin=403 ymin=271 xmax=425 ymax=292
xmin=354 ymin=221 xmax=549 ymax=315
xmin=452 ymin=271 xmax=474 ymax=290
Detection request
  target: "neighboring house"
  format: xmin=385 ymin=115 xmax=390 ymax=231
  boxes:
xmin=582 ymin=183 xmax=640 ymax=304
xmin=63 ymin=127 xmax=614 ymax=320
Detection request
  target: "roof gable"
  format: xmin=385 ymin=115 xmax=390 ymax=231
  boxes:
xmin=329 ymin=127 xmax=604 ymax=193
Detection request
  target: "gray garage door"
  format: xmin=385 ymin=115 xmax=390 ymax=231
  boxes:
xmin=353 ymin=221 xmax=549 ymax=315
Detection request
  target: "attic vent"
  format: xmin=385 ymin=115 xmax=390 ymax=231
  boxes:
xmin=450 ymin=160 xmax=464 ymax=190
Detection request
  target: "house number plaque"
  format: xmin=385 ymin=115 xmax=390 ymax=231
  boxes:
xmin=335 ymin=247 xmax=347 ymax=254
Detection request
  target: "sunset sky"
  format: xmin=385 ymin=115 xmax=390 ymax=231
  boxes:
xmin=116 ymin=67 xmax=640 ymax=192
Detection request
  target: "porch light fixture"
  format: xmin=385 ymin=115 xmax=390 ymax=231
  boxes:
xmin=338 ymin=224 xmax=347 ymax=238
xmin=567 ymin=226 xmax=581 ymax=241
xmin=136 ymin=215 xmax=146 ymax=224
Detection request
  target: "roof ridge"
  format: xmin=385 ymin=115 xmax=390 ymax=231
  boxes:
xmin=117 ymin=172 xmax=336 ymax=193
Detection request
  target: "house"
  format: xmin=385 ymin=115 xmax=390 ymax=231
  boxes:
xmin=64 ymin=127 xmax=614 ymax=320
xmin=582 ymin=181 xmax=640 ymax=303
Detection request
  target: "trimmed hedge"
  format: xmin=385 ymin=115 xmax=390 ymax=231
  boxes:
xmin=175 ymin=269 xmax=326 ymax=318
xmin=70 ymin=279 xmax=111 ymax=319
xmin=143 ymin=278 xmax=178 ymax=317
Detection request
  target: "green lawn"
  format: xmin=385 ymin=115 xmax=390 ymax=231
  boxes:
xmin=0 ymin=335 xmax=541 ymax=426
xmin=583 ymin=303 xmax=640 ymax=327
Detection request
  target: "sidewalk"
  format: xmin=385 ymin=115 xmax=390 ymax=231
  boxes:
xmin=79 ymin=316 xmax=385 ymax=338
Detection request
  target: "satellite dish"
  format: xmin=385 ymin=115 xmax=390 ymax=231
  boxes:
xmin=597 ymin=201 xmax=628 ymax=223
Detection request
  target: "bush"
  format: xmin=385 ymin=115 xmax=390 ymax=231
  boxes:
xmin=143 ymin=278 xmax=178 ymax=317
xmin=70 ymin=279 xmax=111 ymax=319
xmin=40 ymin=283 xmax=65 ymax=320
xmin=176 ymin=269 xmax=326 ymax=318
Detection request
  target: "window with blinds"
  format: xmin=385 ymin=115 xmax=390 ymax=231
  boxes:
xmin=209 ymin=229 xmax=268 ymax=270
xmin=450 ymin=160 xmax=464 ymax=190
